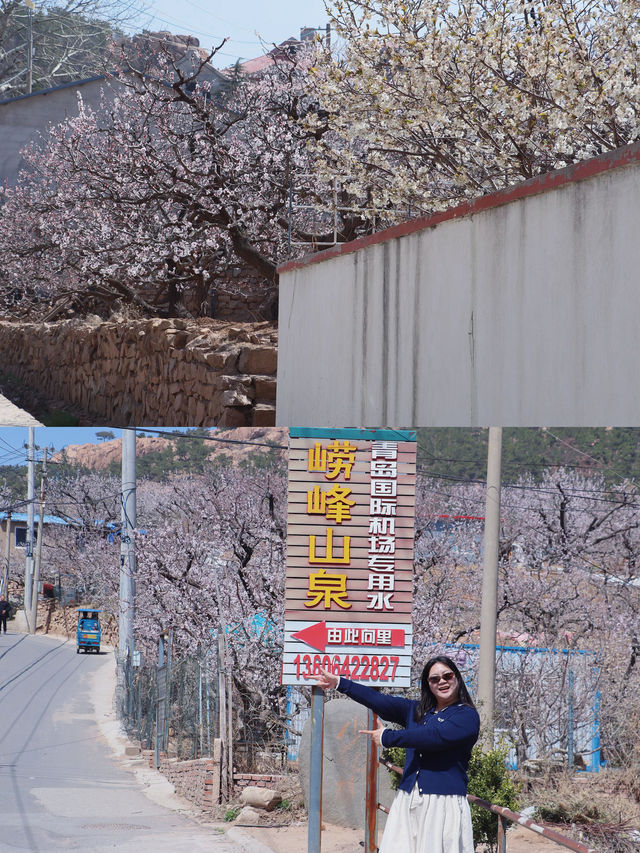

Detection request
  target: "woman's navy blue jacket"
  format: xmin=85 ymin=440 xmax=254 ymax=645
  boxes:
xmin=337 ymin=677 xmax=480 ymax=796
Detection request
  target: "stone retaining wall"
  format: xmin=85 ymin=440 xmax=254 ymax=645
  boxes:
xmin=211 ymin=270 xmax=277 ymax=322
xmin=0 ymin=318 xmax=278 ymax=426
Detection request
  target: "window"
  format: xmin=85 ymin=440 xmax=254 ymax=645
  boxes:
xmin=15 ymin=527 xmax=37 ymax=548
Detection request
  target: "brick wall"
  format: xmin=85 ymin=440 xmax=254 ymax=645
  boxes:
xmin=234 ymin=772 xmax=285 ymax=794
xmin=159 ymin=756 xmax=221 ymax=810
xmin=0 ymin=318 xmax=277 ymax=426
xmin=139 ymin=746 xmax=283 ymax=812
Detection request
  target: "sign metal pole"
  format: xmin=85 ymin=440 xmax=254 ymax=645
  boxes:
xmin=308 ymin=685 xmax=325 ymax=853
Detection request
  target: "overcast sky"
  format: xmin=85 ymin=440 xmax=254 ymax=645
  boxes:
xmin=125 ymin=0 xmax=330 ymax=68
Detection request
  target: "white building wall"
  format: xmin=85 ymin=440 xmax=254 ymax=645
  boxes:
xmin=276 ymin=146 xmax=640 ymax=427
xmin=0 ymin=79 xmax=109 ymax=185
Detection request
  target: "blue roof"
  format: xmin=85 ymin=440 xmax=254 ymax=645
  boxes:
xmin=0 ymin=511 xmax=69 ymax=526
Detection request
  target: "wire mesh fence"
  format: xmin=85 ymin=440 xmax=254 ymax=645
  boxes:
xmin=119 ymin=646 xmax=222 ymax=761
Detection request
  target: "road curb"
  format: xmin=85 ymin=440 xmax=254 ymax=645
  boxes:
xmin=227 ymin=826 xmax=279 ymax=853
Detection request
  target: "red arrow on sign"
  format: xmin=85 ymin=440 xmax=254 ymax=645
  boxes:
xmin=291 ymin=621 xmax=329 ymax=651
xmin=291 ymin=622 xmax=405 ymax=652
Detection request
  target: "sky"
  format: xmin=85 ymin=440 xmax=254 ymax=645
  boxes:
xmin=123 ymin=0 xmax=330 ymax=68
xmin=0 ymin=427 xmax=200 ymax=466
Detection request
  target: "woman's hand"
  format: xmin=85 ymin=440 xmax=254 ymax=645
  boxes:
xmin=359 ymin=718 xmax=386 ymax=747
xmin=313 ymin=668 xmax=339 ymax=690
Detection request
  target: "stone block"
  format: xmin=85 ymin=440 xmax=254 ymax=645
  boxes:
xmin=238 ymin=346 xmax=277 ymax=375
xmin=254 ymin=377 xmax=277 ymax=401
xmin=298 ymin=697 xmax=394 ymax=830
xmin=239 ymin=786 xmax=282 ymax=811
xmin=204 ymin=349 xmax=239 ymax=372
xmin=252 ymin=404 xmax=276 ymax=426
xmin=165 ymin=330 xmax=189 ymax=348
xmin=236 ymin=806 xmax=262 ymax=825
xmin=222 ymin=388 xmax=252 ymax=408
xmin=218 ymin=407 xmax=251 ymax=427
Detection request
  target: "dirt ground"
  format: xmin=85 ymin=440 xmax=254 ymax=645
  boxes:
xmin=231 ymin=765 xmax=640 ymax=852
xmin=242 ymin=821 xmax=560 ymax=852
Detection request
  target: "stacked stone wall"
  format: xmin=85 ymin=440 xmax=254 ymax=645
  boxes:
xmin=0 ymin=318 xmax=277 ymax=426
xmin=211 ymin=270 xmax=277 ymax=322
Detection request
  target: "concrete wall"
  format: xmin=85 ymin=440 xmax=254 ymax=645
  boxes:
xmin=0 ymin=317 xmax=277 ymax=426
xmin=276 ymin=143 xmax=640 ymax=427
xmin=0 ymin=78 xmax=110 ymax=186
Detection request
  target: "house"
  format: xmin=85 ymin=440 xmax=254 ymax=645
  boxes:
xmin=0 ymin=509 xmax=68 ymax=553
xmin=0 ymin=32 xmax=229 ymax=186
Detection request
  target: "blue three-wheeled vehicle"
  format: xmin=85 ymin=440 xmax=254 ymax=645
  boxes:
xmin=76 ymin=608 xmax=101 ymax=654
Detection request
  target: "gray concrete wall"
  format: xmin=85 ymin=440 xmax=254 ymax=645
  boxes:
xmin=276 ymin=144 xmax=640 ymax=427
xmin=0 ymin=78 xmax=110 ymax=185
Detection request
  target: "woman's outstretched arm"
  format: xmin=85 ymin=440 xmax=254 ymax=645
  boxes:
xmin=313 ymin=668 xmax=413 ymax=727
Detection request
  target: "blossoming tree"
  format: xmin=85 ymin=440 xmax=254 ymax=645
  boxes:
xmin=26 ymin=451 xmax=640 ymax=769
xmin=310 ymin=0 xmax=640 ymax=215
xmin=0 ymin=42 xmax=371 ymax=318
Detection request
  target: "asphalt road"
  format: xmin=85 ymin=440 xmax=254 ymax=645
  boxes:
xmin=0 ymin=632 xmax=252 ymax=852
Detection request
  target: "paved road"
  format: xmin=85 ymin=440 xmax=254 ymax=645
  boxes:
xmin=0 ymin=393 xmax=41 ymax=426
xmin=0 ymin=632 xmax=249 ymax=852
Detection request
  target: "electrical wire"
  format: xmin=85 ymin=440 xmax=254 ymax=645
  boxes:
xmin=139 ymin=426 xmax=287 ymax=450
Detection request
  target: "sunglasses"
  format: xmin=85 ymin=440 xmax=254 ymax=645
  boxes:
xmin=428 ymin=671 xmax=456 ymax=685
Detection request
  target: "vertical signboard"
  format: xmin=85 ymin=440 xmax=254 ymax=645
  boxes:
xmin=282 ymin=428 xmax=417 ymax=688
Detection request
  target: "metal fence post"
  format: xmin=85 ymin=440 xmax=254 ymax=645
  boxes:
xmin=591 ymin=691 xmax=601 ymax=772
xmin=364 ymin=709 xmax=378 ymax=853
xmin=567 ymin=668 xmax=575 ymax=770
xmin=497 ymin=814 xmax=508 ymax=852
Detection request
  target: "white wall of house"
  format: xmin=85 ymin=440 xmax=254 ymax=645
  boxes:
xmin=0 ymin=78 xmax=108 ymax=185
xmin=276 ymin=144 xmax=640 ymax=427
xmin=0 ymin=60 xmax=225 ymax=187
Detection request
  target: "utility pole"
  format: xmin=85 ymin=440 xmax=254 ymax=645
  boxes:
xmin=25 ymin=0 xmax=34 ymax=95
xmin=477 ymin=426 xmax=503 ymax=748
xmin=1 ymin=509 xmax=11 ymax=597
xmin=24 ymin=427 xmax=35 ymax=629
xmin=118 ymin=429 xmax=137 ymax=705
xmin=29 ymin=448 xmax=47 ymax=634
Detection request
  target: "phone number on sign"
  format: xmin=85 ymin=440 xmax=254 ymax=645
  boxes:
xmin=292 ymin=653 xmax=400 ymax=681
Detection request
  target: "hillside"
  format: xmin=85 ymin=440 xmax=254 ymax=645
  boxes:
xmin=52 ymin=427 xmax=287 ymax=476
xmin=417 ymin=427 xmax=640 ymax=484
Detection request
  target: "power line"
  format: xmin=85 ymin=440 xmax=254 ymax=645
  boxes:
xmin=417 ymin=467 xmax=640 ymax=505
xmin=140 ymin=427 xmax=287 ymax=451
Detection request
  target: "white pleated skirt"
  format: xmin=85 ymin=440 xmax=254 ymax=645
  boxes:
xmin=378 ymin=787 xmax=474 ymax=853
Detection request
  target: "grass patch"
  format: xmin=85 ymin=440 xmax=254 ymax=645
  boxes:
xmin=223 ymin=807 xmax=240 ymax=822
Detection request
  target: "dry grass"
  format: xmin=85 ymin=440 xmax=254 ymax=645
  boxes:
xmin=515 ymin=766 xmax=640 ymax=852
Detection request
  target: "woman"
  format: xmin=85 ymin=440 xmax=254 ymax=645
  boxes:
xmin=314 ymin=655 xmax=480 ymax=853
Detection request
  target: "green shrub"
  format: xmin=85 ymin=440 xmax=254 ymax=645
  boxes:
xmin=380 ymin=745 xmax=405 ymax=789
xmin=223 ymin=807 xmax=240 ymax=822
xmin=381 ymin=742 xmax=520 ymax=852
xmin=467 ymin=744 xmax=520 ymax=851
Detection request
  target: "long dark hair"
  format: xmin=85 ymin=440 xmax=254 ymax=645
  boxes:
xmin=414 ymin=655 xmax=476 ymax=722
